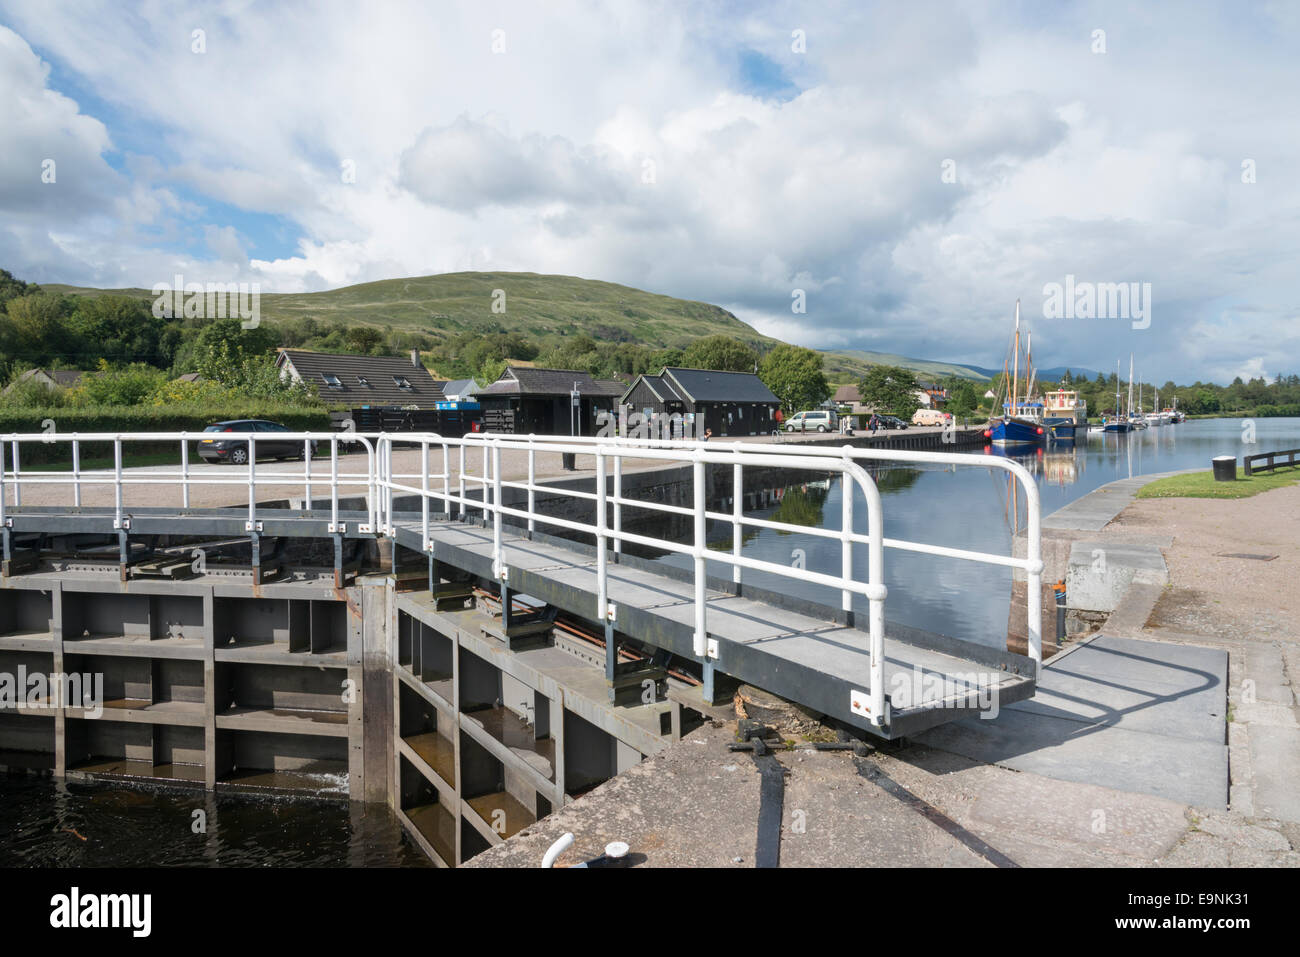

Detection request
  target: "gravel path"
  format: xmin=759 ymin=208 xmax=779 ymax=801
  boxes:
xmin=1111 ymin=483 xmax=1300 ymax=642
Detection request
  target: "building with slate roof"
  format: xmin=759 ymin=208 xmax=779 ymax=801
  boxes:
xmin=440 ymin=378 xmax=479 ymax=401
xmin=276 ymin=349 xmax=445 ymax=408
xmin=621 ymin=367 xmax=780 ymax=437
xmin=475 ymin=367 xmax=626 ymax=435
xmin=5 ymin=368 xmax=87 ymax=392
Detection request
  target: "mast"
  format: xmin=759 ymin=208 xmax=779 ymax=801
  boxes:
xmin=1012 ymin=300 xmax=1020 ymax=417
xmin=1128 ymin=354 xmax=1135 ymax=416
xmin=1026 ymin=331 xmax=1036 ymax=407
xmin=1115 ymin=359 xmax=1121 ymax=417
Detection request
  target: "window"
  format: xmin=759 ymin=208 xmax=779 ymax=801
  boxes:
xmin=357 ymin=375 xmax=370 ymax=386
xmin=322 ymin=373 xmax=342 ymax=389
xmin=393 ymin=375 xmax=411 ymax=389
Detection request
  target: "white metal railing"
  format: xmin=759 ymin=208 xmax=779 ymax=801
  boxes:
xmin=440 ymin=431 xmax=1043 ymax=672
xmin=0 ymin=432 xmax=378 ymax=534
xmin=0 ymin=429 xmax=1044 ymax=727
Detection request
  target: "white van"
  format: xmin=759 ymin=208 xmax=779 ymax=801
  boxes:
xmin=912 ymin=408 xmax=952 ymax=427
xmin=785 ymin=410 xmax=838 ymax=433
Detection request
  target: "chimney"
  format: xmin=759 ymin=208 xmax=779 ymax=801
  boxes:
xmin=410 ymin=349 xmax=421 ymax=367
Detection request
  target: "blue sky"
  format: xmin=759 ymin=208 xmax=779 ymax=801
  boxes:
xmin=1 ymin=0 xmax=1297 ymax=384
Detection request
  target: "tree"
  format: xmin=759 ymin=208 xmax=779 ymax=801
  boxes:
xmin=681 ymin=335 xmax=758 ymax=373
xmin=345 ymin=326 xmax=384 ymax=353
xmin=5 ymin=293 xmax=73 ymax=363
xmin=476 ymin=357 xmax=508 ymax=388
xmin=859 ymin=365 xmax=921 ymax=419
xmin=74 ymin=360 xmax=169 ymax=406
xmin=68 ymin=295 xmax=161 ymax=366
xmin=759 ymin=344 xmax=830 ymax=412
xmin=188 ymin=318 xmax=278 ymax=379
xmin=948 ymin=381 xmax=978 ymax=415
xmin=0 ymin=268 xmax=40 ymax=307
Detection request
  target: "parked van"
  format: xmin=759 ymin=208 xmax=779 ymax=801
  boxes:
xmin=911 ymin=408 xmax=952 ymax=427
xmin=785 ymin=410 xmax=838 ymax=433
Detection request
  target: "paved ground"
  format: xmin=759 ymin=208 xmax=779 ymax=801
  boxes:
xmin=918 ymin=635 xmax=1229 ymax=808
xmin=467 ymin=720 xmax=1206 ymax=868
xmin=469 ymin=476 xmax=1300 ymax=868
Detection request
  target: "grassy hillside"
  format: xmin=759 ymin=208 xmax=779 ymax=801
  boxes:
xmin=43 ymin=272 xmax=992 ymax=383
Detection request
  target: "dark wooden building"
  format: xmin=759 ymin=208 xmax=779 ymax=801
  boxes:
xmin=475 ymin=367 xmax=625 ymax=435
xmin=620 ymin=367 xmax=780 ymax=438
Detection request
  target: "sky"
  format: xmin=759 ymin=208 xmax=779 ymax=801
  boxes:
xmin=1 ymin=0 xmax=1297 ymax=384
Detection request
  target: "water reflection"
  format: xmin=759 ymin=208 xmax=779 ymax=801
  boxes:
xmin=658 ymin=418 xmax=1300 ymax=649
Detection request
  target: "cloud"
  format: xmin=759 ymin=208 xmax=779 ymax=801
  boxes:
xmin=0 ymin=1 xmax=1296 ymax=381
xmin=0 ymin=25 xmax=120 ymax=215
xmin=399 ymin=116 xmax=629 ymax=212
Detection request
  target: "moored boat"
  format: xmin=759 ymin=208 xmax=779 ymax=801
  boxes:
xmin=1042 ymin=388 xmax=1085 ymax=442
xmin=985 ymin=300 xmax=1047 ymax=447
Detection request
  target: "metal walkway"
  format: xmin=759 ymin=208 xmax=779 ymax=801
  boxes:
xmin=2 ymin=429 xmax=1046 ymax=739
xmin=389 ymin=516 xmax=1036 ymax=738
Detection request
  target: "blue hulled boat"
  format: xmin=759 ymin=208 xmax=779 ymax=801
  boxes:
xmin=986 ymin=301 xmax=1047 ymax=448
xmin=990 ymin=416 xmax=1046 ymax=446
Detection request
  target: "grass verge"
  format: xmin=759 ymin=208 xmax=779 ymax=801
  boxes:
xmin=1137 ymin=465 xmax=1300 ymax=499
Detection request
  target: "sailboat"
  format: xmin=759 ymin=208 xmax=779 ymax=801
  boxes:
xmin=1131 ymin=365 xmax=1149 ymax=429
xmin=1101 ymin=357 xmax=1134 ymax=433
xmin=987 ymin=300 xmax=1047 ymax=447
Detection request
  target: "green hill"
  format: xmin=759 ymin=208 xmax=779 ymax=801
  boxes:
xmin=41 ymin=272 xmax=991 ymax=383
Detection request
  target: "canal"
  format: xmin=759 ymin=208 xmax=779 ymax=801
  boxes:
xmin=0 ymin=775 xmax=429 ymax=866
xmin=654 ymin=417 xmax=1300 ymax=649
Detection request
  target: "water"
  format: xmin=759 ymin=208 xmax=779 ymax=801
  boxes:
xmin=656 ymin=418 xmax=1300 ymax=647
xmin=0 ymin=776 xmax=429 ymax=867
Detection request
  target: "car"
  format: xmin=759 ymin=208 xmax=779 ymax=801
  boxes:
xmin=876 ymin=414 xmax=909 ymax=430
xmin=911 ymin=408 xmax=953 ymax=427
xmin=784 ymin=409 xmax=839 ymax=433
xmin=197 ymin=420 xmax=316 ymax=465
